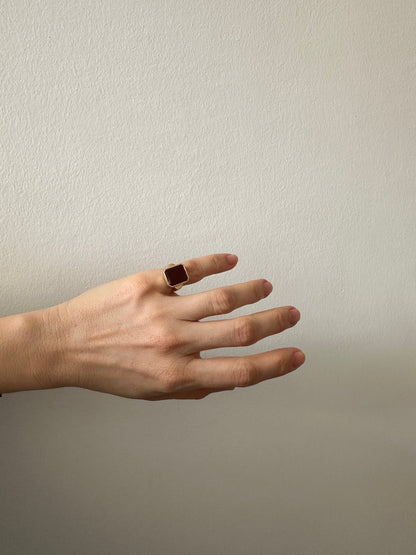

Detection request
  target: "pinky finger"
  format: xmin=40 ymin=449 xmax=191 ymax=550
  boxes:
xmin=188 ymin=348 xmax=305 ymax=390
xmin=149 ymin=387 xmax=236 ymax=401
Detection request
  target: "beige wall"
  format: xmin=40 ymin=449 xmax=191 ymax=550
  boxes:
xmin=1 ymin=1 xmax=415 ymax=553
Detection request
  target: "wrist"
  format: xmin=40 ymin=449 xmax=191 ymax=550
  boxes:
xmin=0 ymin=306 xmax=75 ymax=394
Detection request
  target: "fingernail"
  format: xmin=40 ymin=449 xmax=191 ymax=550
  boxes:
xmin=226 ymin=254 xmax=238 ymax=265
xmin=263 ymin=280 xmax=273 ymax=296
xmin=289 ymin=307 xmax=300 ymax=325
xmin=292 ymin=350 xmax=305 ymax=369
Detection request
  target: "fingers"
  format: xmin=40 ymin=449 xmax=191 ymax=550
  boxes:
xmin=180 ymin=253 xmax=239 ymax=286
xmin=186 ymin=348 xmax=306 ymax=390
xmin=142 ymin=253 xmax=239 ymax=295
xmin=177 ymin=278 xmax=271 ymax=321
xmin=182 ymin=306 xmax=300 ymax=353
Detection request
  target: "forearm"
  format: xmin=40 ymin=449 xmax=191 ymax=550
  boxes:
xmin=0 ymin=307 xmax=69 ymax=394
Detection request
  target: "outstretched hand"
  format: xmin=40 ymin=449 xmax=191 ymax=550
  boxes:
xmin=47 ymin=253 xmax=305 ymax=400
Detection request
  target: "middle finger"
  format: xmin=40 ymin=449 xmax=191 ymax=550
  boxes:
xmin=176 ymin=279 xmax=273 ymax=321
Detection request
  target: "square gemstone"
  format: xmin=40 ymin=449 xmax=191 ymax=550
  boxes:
xmin=165 ymin=264 xmax=188 ymax=286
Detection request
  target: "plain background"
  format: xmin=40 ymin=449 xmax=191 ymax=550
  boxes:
xmin=1 ymin=1 xmax=415 ymax=554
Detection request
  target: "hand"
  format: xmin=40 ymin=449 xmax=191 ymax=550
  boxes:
xmin=47 ymin=253 xmax=305 ymax=400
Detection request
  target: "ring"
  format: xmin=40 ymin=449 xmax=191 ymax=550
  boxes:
xmin=163 ymin=263 xmax=190 ymax=291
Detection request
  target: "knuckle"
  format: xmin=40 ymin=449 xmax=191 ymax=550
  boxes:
xmin=273 ymin=352 xmax=287 ymax=376
xmin=211 ymin=288 xmax=234 ymax=314
xmin=212 ymin=254 xmax=223 ymax=272
xmin=274 ymin=308 xmax=286 ymax=327
xmin=149 ymin=327 xmax=180 ymax=352
xmin=256 ymin=280 xmax=266 ymax=298
xmin=160 ymin=366 xmax=183 ymax=393
xmin=112 ymin=278 xmax=143 ymax=304
xmin=185 ymin=261 xmax=199 ymax=282
xmin=131 ymin=274 xmax=153 ymax=296
xmin=232 ymin=359 xmax=258 ymax=388
xmin=234 ymin=317 xmax=257 ymax=346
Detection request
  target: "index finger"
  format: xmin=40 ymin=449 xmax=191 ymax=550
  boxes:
xmin=143 ymin=253 xmax=239 ymax=294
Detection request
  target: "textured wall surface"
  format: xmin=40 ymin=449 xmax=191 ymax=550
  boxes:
xmin=1 ymin=1 xmax=416 ymax=554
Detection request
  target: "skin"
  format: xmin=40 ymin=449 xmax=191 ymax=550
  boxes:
xmin=0 ymin=253 xmax=305 ymax=400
